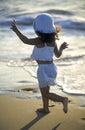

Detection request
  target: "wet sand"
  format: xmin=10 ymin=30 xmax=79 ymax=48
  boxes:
xmin=0 ymin=94 xmax=85 ymax=130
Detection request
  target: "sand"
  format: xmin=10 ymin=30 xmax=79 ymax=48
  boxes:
xmin=0 ymin=94 xmax=85 ymax=130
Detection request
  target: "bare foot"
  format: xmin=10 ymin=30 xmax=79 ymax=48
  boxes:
xmin=63 ymin=97 xmax=68 ymax=113
xmin=37 ymin=108 xmax=50 ymax=114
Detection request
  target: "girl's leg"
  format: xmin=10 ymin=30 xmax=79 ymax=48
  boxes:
xmin=40 ymin=86 xmax=50 ymax=113
xmin=40 ymin=87 xmax=68 ymax=113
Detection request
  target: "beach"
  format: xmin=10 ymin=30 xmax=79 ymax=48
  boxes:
xmin=0 ymin=0 xmax=85 ymax=129
xmin=0 ymin=94 xmax=85 ymax=130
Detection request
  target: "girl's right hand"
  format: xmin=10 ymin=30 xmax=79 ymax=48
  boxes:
xmin=11 ymin=20 xmax=18 ymax=32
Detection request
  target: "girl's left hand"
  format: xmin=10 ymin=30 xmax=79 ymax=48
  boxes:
xmin=60 ymin=42 xmax=69 ymax=50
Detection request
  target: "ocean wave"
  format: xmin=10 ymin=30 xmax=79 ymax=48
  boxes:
xmin=56 ymin=54 xmax=85 ymax=62
xmin=45 ymin=9 xmax=73 ymax=16
xmin=62 ymin=85 xmax=85 ymax=96
xmin=0 ymin=16 xmax=34 ymax=27
xmin=7 ymin=9 xmax=73 ymax=18
xmin=1 ymin=15 xmax=85 ymax=32
xmin=55 ymin=19 xmax=85 ymax=31
xmin=0 ymin=7 xmax=85 ymax=32
xmin=7 ymin=54 xmax=85 ymax=68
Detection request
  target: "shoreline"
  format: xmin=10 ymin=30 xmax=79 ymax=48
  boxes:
xmin=0 ymin=94 xmax=85 ymax=130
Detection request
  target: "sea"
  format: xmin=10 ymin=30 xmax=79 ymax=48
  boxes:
xmin=0 ymin=0 xmax=85 ymax=100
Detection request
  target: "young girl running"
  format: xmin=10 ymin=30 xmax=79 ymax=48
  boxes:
xmin=11 ymin=13 xmax=68 ymax=114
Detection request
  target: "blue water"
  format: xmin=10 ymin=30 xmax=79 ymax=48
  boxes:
xmin=0 ymin=0 xmax=85 ymax=98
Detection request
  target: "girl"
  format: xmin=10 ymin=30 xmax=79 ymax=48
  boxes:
xmin=11 ymin=13 xmax=68 ymax=114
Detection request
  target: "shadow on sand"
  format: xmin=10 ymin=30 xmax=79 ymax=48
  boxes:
xmin=20 ymin=110 xmax=62 ymax=130
xmin=52 ymin=122 xmax=62 ymax=130
xmin=20 ymin=110 xmax=47 ymax=130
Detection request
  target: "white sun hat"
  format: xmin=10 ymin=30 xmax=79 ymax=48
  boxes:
xmin=33 ymin=13 xmax=56 ymax=33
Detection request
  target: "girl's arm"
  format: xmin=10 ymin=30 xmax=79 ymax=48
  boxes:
xmin=11 ymin=20 xmax=38 ymax=45
xmin=54 ymin=42 xmax=68 ymax=58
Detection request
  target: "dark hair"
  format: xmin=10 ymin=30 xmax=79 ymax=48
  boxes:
xmin=35 ymin=31 xmax=57 ymax=45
